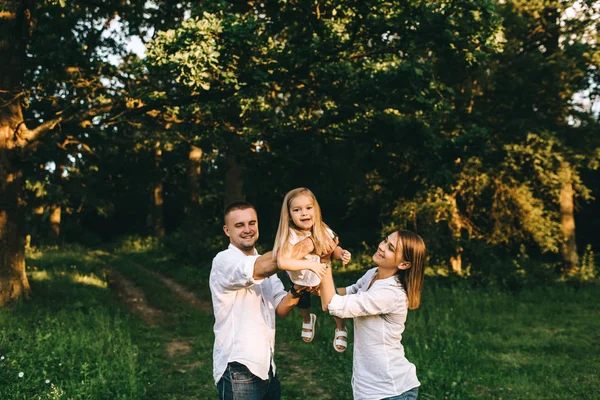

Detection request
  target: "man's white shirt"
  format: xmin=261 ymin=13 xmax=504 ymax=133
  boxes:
xmin=209 ymin=244 xmax=287 ymax=384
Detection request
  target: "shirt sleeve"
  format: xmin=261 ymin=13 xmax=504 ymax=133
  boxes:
xmin=328 ymin=286 xmax=405 ymax=319
xmin=345 ymin=268 xmax=375 ymax=295
xmin=211 ymin=252 xmax=262 ymax=292
xmin=267 ymin=274 xmax=288 ymax=308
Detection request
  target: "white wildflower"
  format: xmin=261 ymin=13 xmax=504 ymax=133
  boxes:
xmin=45 ymin=379 xmax=51 ymax=384
xmin=18 ymin=372 xmax=24 ymax=378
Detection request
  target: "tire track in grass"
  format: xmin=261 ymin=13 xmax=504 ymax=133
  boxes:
xmin=109 ymin=259 xmax=333 ymax=397
xmin=132 ymin=263 xmax=213 ymax=313
xmin=106 ymin=268 xmax=164 ymax=325
xmin=106 ymin=264 xmax=207 ymax=374
xmin=126 ymin=263 xmax=214 ymax=375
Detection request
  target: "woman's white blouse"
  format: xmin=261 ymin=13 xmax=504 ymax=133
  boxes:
xmin=328 ymin=267 xmax=420 ymax=400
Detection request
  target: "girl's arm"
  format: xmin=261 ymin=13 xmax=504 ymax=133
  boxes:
xmin=331 ymin=246 xmax=352 ymax=265
xmin=277 ymin=242 xmax=328 ymax=277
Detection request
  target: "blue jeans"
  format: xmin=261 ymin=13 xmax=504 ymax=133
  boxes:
xmin=382 ymin=387 xmax=419 ymax=400
xmin=217 ymin=362 xmax=281 ymax=399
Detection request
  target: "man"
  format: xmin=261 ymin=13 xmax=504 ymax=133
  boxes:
xmin=210 ymin=201 xmax=325 ymax=399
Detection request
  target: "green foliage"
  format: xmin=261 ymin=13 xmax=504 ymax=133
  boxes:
xmin=148 ymin=12 xmax=231 ymax=91
xmin=579 ymin=244 xmax=597 ymax=281
xmin=14 ymin=0 xmax=600 ymax=283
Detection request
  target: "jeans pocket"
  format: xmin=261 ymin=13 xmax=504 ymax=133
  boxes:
xmin=229 ymin=364 xmax=257 ymax=383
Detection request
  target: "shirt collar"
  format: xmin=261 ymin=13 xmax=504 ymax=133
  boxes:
xmin=228 ymin=243 xmax=258 ymax=256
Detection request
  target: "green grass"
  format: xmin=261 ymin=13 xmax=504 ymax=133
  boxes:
xmin=1 ymin=245 xmax=599 ymax=399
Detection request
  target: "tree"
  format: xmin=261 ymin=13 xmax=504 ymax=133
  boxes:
xmin=0 ymin=0 xmax=159 ymax=304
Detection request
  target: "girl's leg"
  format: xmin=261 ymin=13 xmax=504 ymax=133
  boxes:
xmin=298 ymin=293 xmax=316 ymax=342
xmin=300 ymin=307 xmax=311 ymax=323
xmin=334 ymin=316 xmax=345 ymax=331
xmin=333 ymin=316 xmax=347 ymax=352
xmin=331 ymin=277 xmax=347 ymax=352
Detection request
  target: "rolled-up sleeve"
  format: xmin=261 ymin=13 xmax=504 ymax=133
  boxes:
xmin=345 ymin=268 xmax=376 ymax=295
xmin=328 ymin=286 xmax=404 ymax=319
xmin=268 ymin=275 xmax=288 ymax=308
xmin=212 ymin=252 xmax=262 ymax=292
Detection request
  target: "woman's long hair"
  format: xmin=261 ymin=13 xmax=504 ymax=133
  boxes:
xmin=273 ymin=188 xmax=331 ymax=259
xmin=394 ymin=229 xmax=426 ymax=309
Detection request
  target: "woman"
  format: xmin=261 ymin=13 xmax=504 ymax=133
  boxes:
xmin=320 ymin=229 xmax=426 ymax=400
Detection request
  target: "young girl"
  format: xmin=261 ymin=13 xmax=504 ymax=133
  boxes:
xmin=273 ymin=187 xmax=352 ymax=352
xmin=320 ymin=229 xmax=426 ymax=399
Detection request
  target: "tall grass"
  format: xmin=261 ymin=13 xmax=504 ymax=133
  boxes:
xmin=0 ymin=247 xmax=150 ymax=399
xmin=1 ymin=244 xmax=598 ymax=399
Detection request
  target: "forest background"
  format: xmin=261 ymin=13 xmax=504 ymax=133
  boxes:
xmin=1 ymin=0 xmax=599 ymax=399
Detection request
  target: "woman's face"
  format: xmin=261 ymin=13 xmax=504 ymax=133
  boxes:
xmin=372 ymin=231 xmax=401 ymax=268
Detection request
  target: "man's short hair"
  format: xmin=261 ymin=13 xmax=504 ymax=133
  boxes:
xmin=223 ymin=201 xmax=256 ymax=221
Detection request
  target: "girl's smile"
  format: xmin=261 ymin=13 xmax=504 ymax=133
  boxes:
xmin=289 ymin=194 xmax=316 ymax=231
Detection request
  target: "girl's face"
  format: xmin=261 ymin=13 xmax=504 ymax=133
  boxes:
xmin=289 ymin=194 xmax=316 ymax=231
xmin=372 ymin=232 xmax=401 ymax=268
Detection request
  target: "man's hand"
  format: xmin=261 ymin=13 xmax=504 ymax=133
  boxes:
xmin=293 ymin=284 xmax=320 ymax=297
xmin=307 ymin=285 xmax=321 ymax=296
xmin=290 ymin=237 xmax=315 ymax=260
xmin=293 ymin=284 xmax=311 ymax=295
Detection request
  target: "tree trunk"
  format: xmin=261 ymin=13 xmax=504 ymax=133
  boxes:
xmin=559 ymin=162 xmax=579 ymax=275
xmin=224 ymin=152 xmax=244 ymax=206
xmin=0 ymin=156 xmax=30 ymax=305
xmin=0 ymin=0 xmax=34 ymax=305
xmin=448 ymin=194 xmax=463 ymax=275
xmin=152 ymin=141 xmax=165 ymax=237
xmin=49 ymin=164 xmax=64 ymax=241
xmin=187 ymin=145 xmax=203 ymax=209
xmin=49 ymin=204 xmax=61 ymax=240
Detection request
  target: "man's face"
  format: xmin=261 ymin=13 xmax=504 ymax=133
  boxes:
xmin=223 ymin=208 xmax=259 ymax=254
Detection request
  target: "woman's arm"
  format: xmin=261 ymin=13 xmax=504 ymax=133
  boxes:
xmin=327 ymin=286 xmax=404 ymax=319
xmin=322 ymin=269 xmax=403 ymax=318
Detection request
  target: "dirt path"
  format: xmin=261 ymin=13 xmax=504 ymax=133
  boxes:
xmin=133 ymin=264 xmax=213 ymax=313
xmin=106 ymin=262 xmax=212 ymax=375
xmin=107 ymin=261 xmax=326 ymax=392
xmin=106 ymin=268 xmax=164 ymax=325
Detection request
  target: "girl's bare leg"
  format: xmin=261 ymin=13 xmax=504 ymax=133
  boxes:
xmin=333 ymin=316 xmax=347 ymax=352
xmin=300 ymin=307 xmax=311 ymax=323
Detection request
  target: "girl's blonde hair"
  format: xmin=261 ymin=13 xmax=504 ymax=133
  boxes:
xmin=273 ymin=188 xmax=332 ymax=259
xmin=394 ymin=229 xmax=426 ymax=309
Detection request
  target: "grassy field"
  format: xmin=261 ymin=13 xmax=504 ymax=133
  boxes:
xmin=1 ymin=245 xmax=599 ymax=399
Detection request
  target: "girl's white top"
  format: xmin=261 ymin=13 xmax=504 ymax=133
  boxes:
xmin=328 ymin=267 xmax=420 ymax=400
xmin=286 ymin=227 xmax=333 ymax=286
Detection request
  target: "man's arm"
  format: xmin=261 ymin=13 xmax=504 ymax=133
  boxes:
xmin=276 ymin=285 xmax=310 ymax=319
xmin=252 ymin=251 xmax=278 ymax=280
xmin=289 ymin=237 xmax=316 ymax=259
xmin=253 ymin=236 xmax=321 ymax=280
